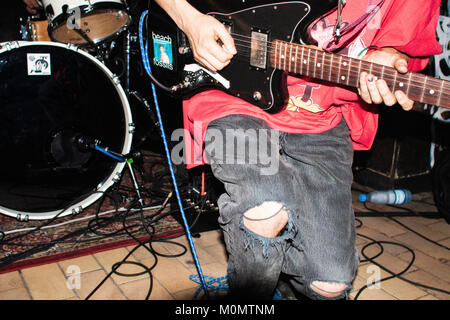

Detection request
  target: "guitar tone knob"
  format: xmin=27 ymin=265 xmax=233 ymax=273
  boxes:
xmin=253 ymin=91 xmax=262 ymax=101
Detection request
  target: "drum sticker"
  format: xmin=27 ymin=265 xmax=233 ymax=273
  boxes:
xmin=27 ymin=53 xmax=51 ymax=76
xmin=152 ymin=32 xmax=173 ymax=70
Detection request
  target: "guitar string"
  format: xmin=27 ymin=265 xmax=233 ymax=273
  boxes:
xmin=230 ymin=34 xmax=449 ymax=89
xmin=230 ymin=39 xmax=449 ymax=94
xmin=232 ymin=39 xmax=448 ymax=90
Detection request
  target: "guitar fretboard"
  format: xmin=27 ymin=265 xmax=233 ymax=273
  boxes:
xmin=269 ymin=39 xmax=450 ymax=108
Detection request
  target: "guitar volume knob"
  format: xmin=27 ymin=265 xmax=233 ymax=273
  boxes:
xmin=253 ymin=91 xmax=262 ymax=101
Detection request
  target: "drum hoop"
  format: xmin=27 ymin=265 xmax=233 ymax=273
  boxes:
xmin=47 ymin=3 xmax=131 ymax=45
xmin=0 ymin=41 xmax=134 ymax=220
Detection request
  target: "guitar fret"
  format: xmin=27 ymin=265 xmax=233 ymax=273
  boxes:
xmin=421 ymin=76 xmax=427 ymax=102
xmin=294 ymin=45 xmax=298 ymax=74
xmin=283 ymin=42 xmax=287 ymax=70
xmin=275 ymin=41 xmax=282 ymax=69
xmin=437 ymin=80 xmax=444 ymax=107
xmin=329 ymin=54 xmax=333 ymax=82
xmin=337 ymin=55 xmax=342 ymax=84
xmin=306 ymin=48 xmax=310 ymax=76
xmin=392 ymin=70 xmax=398 ymax=92
xmin=346 ymin=57 xmax=351 ymax=86
xmin=321 ymin=51 xmax=325 ymax=80
xmin=406 ymin=72 xmax=412 ymax=96
xmin=300 ymin=46 xmax=304 ymax=74
xmin=313 ymin=50 xmax=318 ymax=78
xmin=288 ymin=44 xmax=293 ymax=72
xmin=358 ymin=59 xmax=362 ymax=86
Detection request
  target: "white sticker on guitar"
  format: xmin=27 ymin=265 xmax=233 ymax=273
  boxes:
xmin=27 ymin=53 xmax=51 ymax=76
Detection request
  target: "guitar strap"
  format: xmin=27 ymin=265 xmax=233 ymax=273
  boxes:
xmin=324 ymin=0 xmax=385 ymax=52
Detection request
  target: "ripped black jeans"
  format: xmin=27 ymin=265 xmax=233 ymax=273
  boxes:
xmin=204 ymin=114 xmax=359 ymax=300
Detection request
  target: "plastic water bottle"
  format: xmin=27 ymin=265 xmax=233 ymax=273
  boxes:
xmin=358 ymin=189 xmax=412 ymax=205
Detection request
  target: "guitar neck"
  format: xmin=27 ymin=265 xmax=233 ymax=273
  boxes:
xmin=270 ymin=39 xmax=450 ymax=109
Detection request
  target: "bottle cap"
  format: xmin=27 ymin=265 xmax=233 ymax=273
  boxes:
xmin=358 ymin=193 xmax=367 ymax=202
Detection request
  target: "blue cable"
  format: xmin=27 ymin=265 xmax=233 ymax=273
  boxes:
xmin=138 ymin=10 xmax=209 ymax=298
xmin=189 ymin=275 xmax=229 ymax=300
xmin=95 ymin=145 xmax=126 ymax=162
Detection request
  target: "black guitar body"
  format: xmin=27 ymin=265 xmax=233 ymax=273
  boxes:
xmin=147 ymin=0 xmax=338 ymax=113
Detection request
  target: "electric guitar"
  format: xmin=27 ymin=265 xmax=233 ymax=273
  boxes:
xmin=147 ymin=0 xmax=449 ymax=114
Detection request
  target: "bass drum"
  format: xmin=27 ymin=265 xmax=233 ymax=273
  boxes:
xmin=0 ymin=41 xmax=133 ymax=220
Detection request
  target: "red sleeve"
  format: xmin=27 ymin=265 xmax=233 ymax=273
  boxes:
xmin=372 ymin=0 xmax=442 ymax=72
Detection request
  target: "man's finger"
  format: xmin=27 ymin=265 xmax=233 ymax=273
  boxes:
xmin=366 ymin=74 xmax=383 ymax=104
xmin=376 ymin=79 xmax=397 ymax=106
xmin=216 ymin=24 xmax=236 ymax=55
xmin=395 ymin=91 xmax=414 ymax=110
xmin=394 ymin=58 xmax=408 ymax=74
xmin=359 ymin=72 xmax=372 ymax=104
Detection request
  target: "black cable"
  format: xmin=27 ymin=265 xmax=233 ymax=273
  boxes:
xmin=363 ymin=202 xmax=450 ymax=251
xmin=354 ymin=220 xmax=450 ymax=300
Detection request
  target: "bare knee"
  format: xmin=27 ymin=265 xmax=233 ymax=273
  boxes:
xmin=310 ymin=281 xmax=348 ymax=298
xmin=243 ymin=202 xmax=289 ymax=238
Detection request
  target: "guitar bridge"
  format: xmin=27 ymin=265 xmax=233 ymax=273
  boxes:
xmin=250 ymin=29 xmax=269 ymax=70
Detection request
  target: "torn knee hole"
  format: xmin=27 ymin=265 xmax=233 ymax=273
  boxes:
xmin=310 ymin=281 xmax=347 ymax=298
xmin=243 ymin=201 xmax=289 ymax=238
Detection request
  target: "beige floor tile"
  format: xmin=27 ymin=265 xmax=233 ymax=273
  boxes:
xmin=440 ymin=238 xmax=450 ymax=251
xmin=0 ymin=287 xmax=31 ymax=300
xmin=389 ymin=217 xmax=449 ymax=242
xmin=356 ymin=226 xmax=411 ymax=256
xmin=0 ymin=271 xmax=24 ymax=291
xmin=172 ymin=286 xmax=200 ymax=300
xmin=401 ymin=270 xmax=450 ymax=300
xmin=175 ymin=245 xmax=217 ymax=270
xmin=202 ymin=244 xmax=228 ymax=266
xmin=120 ymin=277 xmax=173 ymax=300
xmin=160 ymin=237 xmax=190 ymax=255
xmin=393 ymin=232 xmax=450 ymax=261
xmin=152 ymin=256 xmax=197 ymax=293
xmin=395 ymin=216 xmax=443 ymax=227
xmin=58 ymin=255 xmax=101 ymax=274
xmin=187 ymin=262 xmax=227 ymax=280
xmin=75 ymin=270 xmax=126 ymax=300
xmin=398 ymin=250 xmax=450 ymax=283
xmin=358 ymin=217 xmax=408 ymax=238
xmin=350 ymin=286 xmax=397 ymax=300
xmin=21 ymin=264 xmax=74 ymax=300
xmin=380 ymin=278 xmax=428 ymax=300
xmin=356 ymin=263 xmax=391 ymax=281
xmin=94 ymin=248 xmax=148 ymax=284
xmin=418 ymin=294 xmax=440 ymax=300
xmin=350 ymin=275 xmax=369 ymax=294
xmin=427 ymin=220 xmax=450 ymax=237
xmin=94 ymin=247 xmax=130 ymax=269
xmin=127 ymin=242 xmax=169 ymax=261
xmin=195 ymin=230 xmax=224 ymax=248
xmin=361 ymin=250 xmax=417 ymax=275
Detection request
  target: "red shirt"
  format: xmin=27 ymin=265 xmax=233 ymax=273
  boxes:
xmin=181 ymin=0 xmax=442 ymax=168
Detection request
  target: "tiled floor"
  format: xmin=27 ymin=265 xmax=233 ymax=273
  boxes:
xmin=0 ymin=190 xmax=449 ymax=300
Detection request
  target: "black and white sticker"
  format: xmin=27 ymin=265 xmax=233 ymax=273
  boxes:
xmin=27 ymin=53 xmax=51 ymax=76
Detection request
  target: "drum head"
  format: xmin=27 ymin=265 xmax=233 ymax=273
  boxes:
xmin=51 ymin=9 xmax=129 ymax=45
xmin=0 ymin=42 xmax=133 ymax=220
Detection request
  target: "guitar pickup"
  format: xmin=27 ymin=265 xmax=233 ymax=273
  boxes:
xmin=250 ymin=28 xmax=269 ymax=70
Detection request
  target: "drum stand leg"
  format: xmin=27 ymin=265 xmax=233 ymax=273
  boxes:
xmin=126 ymin=159 xmax=145 ymax=207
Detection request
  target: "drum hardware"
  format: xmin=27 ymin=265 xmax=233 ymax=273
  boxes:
xmin=15 ymin=214 xmax=30 ymax=222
